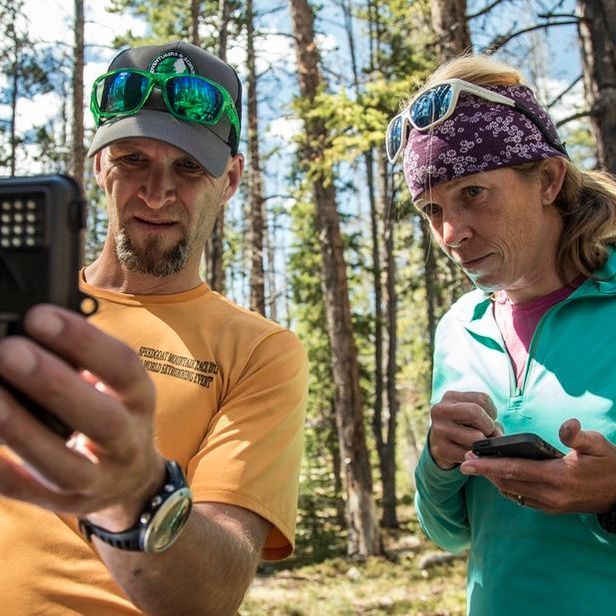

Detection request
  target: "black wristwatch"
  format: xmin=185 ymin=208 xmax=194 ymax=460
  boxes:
xmin=79 ymin=459 xmax=193 ymax=553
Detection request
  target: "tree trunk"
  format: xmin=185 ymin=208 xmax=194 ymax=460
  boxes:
xmin=576 ymin=0 xmax=616 ymax=173
xmin=421 ymin=219 xmax=438 ymax=372
xmin=9 ymin=3 xmax=19 ymax=178
xmin=369 ymin=145 xmax=386 ymax=513
xmin=71 ymin=0 xmax=84 ymax=187
xmin=265 ymin=208 xmax=278 ymax=322
xmin=246 ymin=0 xmax=266 ymax=315
xmin=289 ymin=0 xmax=382 ymax=557
xmin=431 ymin=0 xmax=472 ymax=60
xmin=339 ymin=0 xmax=391 ymax=528
xmin=204 ymin=0 xmax=231 ymax=292
xmin=190 ymin=0 xmax=200 ymax=46
xmin=10 ymin=62 xmax=17 ymax=177
xmin=329 ymin=404 xmax=346 ymax=529
xmin=381 ymin=157 xmax=399 ymax=529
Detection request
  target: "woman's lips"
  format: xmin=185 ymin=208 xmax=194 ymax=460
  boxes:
xmin=460 ymin=253 xmax=493 ymax=270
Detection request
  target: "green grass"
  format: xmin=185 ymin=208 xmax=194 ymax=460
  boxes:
xmin=241 ymin=510 xmax=467 ymax=616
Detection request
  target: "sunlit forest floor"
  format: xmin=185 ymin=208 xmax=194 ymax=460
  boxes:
xmin=242 ymin=507 xmax=467 ymax=615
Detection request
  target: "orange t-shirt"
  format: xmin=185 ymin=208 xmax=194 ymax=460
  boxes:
xmin=0 ymin=281 xmax=308 ymax=614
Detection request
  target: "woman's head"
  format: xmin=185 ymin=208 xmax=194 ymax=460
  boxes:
xmin=389 ymin=55 xmax=568 ymax=201
xmin=391 ymin=54 xmax=616 ymax=282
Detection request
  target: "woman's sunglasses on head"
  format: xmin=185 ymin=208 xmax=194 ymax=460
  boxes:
xmin=385 ymin=78 xmax=568 ymax=164
xmin=90 ymin=68 xmax=240 ymax=151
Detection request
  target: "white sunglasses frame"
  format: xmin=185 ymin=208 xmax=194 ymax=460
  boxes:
xmin=385 ymin=78 xmax=565 ymax=164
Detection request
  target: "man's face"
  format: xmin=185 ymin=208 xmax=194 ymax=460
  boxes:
xmin=414 ymin=165 xmax=564 ymax=301
xmin=94 ymin=138 xmax=232 ymax=277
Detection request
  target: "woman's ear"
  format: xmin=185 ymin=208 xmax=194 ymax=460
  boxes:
xmin=540 ymin=157 xmax=568 ymax=206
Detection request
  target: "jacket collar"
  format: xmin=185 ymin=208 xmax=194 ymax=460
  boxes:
xmin=458 ymin=245 xmax=616 ymax=340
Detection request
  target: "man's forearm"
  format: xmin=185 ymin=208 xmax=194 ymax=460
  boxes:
xmin=94 ymin=503 xmax=268 ymax=616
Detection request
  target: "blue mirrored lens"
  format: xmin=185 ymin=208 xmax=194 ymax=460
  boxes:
xmin=386 ymin=115 xmax=403 ymax=159
xmin=410 ymin=84 xmax=453 ymax=128
xmin=97 ymin=71 xmax=148 ymax=114
xmin=166 ymin=76 xmax=223 ymax=123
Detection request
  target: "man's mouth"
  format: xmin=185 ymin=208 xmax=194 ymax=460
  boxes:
xmin=132 ymin=216 xmax=178 ymax=228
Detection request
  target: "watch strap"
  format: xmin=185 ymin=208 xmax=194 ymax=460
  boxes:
xmin=79 ymin=516 xmax=145 ymax=550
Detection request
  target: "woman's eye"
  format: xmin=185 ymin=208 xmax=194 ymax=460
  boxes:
xmin=465 ymin=186 xmax=483 ymax=198
xmin=422 ymin=203 xmax=441 ymax=218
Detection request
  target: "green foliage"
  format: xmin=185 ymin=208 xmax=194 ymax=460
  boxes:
xmin=0 ymin=0 xmax=73 ymax=174
xmin=562 ymin=123 xmax=596 ymax=170
xmin=108 ymin=0 xmax=239 ymax=51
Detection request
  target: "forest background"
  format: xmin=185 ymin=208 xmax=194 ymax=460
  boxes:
xmin=2 ymin=0 xmax=615 ymax=613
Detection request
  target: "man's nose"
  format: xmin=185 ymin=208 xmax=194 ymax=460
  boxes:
xmin=137 ymin=167 xmax=176 ymax=209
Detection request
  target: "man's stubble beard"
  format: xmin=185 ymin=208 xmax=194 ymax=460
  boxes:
xmin=116 ymin=229 xmax=190 ymax=277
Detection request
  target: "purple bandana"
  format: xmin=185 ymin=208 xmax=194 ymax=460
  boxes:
xmin=403 ymin=84 xmax=567 ymax=200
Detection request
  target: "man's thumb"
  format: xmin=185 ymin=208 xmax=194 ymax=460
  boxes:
xmin=559 ymin=418 xmax=601 ymax=454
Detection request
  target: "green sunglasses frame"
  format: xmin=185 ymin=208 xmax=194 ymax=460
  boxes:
xmin=90 ymin=68 xmax=240 ymax=144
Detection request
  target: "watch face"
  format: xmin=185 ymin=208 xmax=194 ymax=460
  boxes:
xmin=143 ymin=487 xmax=193 ymax=553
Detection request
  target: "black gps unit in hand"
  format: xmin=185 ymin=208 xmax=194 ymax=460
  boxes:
xmin=0 ymin=174 xmax=95 ymax=438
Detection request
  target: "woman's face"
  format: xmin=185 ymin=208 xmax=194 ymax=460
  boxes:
xmin=413 ymin=164 xmax=566 ymax=303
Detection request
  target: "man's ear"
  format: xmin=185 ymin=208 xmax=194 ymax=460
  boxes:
xmin=540 ymin=156 xmax=568 ymax=206
xmin=220 ymin=153 xmax=245 ymax=204
xmin=93 ymin=152 xmax=104 ymax=188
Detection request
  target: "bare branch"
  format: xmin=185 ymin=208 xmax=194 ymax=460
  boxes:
xmin=537 ymin=12 xmax=577 ymax=18
xmin=467 ymin=0 xmax=508 ymax=21
xmin=480 ymin=19 xmax=579 ymax=53
xmin=547 ymin=74 xmax=583 ymax=109
xmin=556 ymin=110 xmax=592 ymax=128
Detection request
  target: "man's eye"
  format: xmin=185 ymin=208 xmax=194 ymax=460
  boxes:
xmin=122 ymin=153 xmax=145 ymax=163
xmin=177 ymin=159 xmax=203 ymax=173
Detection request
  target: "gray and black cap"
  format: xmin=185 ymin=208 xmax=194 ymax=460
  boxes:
xmin=87 ymin=40 xmax=242 ymax=178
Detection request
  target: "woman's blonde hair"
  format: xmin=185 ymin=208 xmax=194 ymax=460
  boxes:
xmin=418 ymin=53 xmax=616 ymax=280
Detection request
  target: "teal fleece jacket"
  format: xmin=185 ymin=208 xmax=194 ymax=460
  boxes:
xmin=415 ymin=250 xmax=616 ymax=616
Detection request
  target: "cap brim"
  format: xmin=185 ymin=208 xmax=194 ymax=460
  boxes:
xmin=87 ymin=110 xmax=230 ymax=178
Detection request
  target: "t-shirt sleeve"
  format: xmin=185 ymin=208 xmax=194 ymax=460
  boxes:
xmin=186 ymin=328 xmax=308 ymax=561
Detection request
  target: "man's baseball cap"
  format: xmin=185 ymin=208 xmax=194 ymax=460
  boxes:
xmin=87 ymin=41 xmax=242 ymax=178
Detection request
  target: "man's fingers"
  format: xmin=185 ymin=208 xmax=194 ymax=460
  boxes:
xmin=0 ymin=336 xmax=130 ymax=446
xmin=0 ymin=452 xmax=88 ymax=513
xmin=23 ymin=305 xmax=155 ymax=412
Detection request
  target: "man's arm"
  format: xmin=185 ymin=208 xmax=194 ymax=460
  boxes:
xmin=0 ymin=304 xmax=268 ymax=614
xmin=95 ymin=502 xmax=270 ymax=615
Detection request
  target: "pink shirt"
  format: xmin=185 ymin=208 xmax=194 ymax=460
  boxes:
xmin=493 ymin=278 xmax=585 ymax=388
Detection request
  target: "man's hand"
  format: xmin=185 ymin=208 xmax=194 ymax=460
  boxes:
xmin=428 ymin=390 xmax=502 ymax=470
xmin=0 ymin=304 xmax=164 ymax=531
xmin=459 ymin=418 xmax=616 ymax=514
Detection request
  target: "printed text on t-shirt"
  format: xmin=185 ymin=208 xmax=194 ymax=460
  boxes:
xmin=138 ymin=346 xmax=218 ymax=388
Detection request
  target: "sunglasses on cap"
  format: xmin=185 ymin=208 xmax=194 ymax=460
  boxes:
xmin=90 ymin=68 xmax=240 ymax=151
xmin=385 ymin=78 xmax=567 ymax=164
